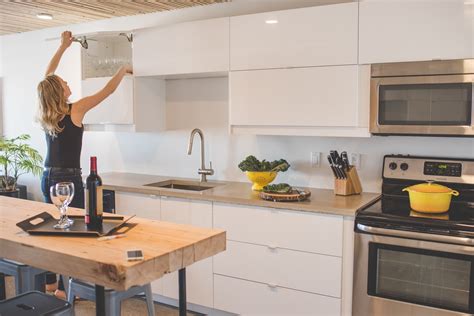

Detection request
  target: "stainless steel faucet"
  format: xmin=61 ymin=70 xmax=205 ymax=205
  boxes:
xmin=187 ymin=128 xmax=214 ymax=182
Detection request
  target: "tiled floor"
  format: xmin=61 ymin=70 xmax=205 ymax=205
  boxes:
xmin=4 ymin=276 xmax=201 ymax=315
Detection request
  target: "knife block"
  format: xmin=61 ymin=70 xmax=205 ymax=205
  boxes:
xmin=334 ymin=167 xmax=363 ymax=196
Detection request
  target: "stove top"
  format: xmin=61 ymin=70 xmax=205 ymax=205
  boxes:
xmin=358 ymin=196 xmax=474 ymax=237
xmin=356 ymin=155 xmax=474 ymax=237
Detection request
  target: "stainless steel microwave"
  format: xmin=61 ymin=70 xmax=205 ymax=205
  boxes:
xmin=370 ymin=59 xmax=474 ymax=137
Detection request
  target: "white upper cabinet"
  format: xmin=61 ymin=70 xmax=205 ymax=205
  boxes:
xmin=359 ymin=0 xmax=474 ymax=64
xmin=81 ymin=76 xmax=165 ymax=132
xmin=79 ymin=31 xmax=133 ymax=80
xmin=229 ymin=65 xmax=371 ymax=137
xmin=230 ymin=3 xmax=358 ymax=70
xmin=133 ymin=17 xmax=230 ymax=77
xmin=82 ymin=76 xmax=134 ymax=125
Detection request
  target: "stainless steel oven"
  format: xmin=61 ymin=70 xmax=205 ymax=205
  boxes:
xmin=354 ymin=224 xmax=474 ymax=316
xmin=370 ymin=59 xmax=474 ymax=137
xmin=353 ymin=155 xmax=474 ymax=316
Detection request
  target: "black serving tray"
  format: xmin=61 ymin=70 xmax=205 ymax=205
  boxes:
xmin=16 ymin=212 xmax=135 ymax=237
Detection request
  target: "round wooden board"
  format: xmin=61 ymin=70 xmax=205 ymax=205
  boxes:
xmin=260 ymin=189 xmax=311 ymax=202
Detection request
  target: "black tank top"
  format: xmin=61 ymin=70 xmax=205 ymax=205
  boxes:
xmin=44 ymin=106 xmax=84 ymax=168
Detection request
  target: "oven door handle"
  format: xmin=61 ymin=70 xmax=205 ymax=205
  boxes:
xmin=357 ymin=223 xmax=474 ymax=246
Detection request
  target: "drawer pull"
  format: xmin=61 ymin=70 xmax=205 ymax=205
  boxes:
xmin=149 ymin=194 xmax=158 ymax=199
xmin=267 ymin=283 xmax=278 ymax=289
xmin=267 ymin=244 xmax=278 ymax=250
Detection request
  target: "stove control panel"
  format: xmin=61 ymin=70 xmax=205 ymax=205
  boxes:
xmin=424 ymin=161 xmax=462 ymax=177
xmin=383 ymin=155 xmax=474 ymax=185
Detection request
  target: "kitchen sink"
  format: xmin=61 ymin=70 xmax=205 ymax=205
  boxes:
xmin=144 ymin=180 xmax=218 ymax=191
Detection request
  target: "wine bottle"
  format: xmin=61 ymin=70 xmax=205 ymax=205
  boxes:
xmin=85 ymin=156 xmax=103 ymax=229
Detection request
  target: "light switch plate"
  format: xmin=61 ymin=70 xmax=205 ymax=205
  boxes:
xmin=351 ymin=153 xmax=361 ymax=170
xmin=310 ymin=152 xmax=321 ymax=168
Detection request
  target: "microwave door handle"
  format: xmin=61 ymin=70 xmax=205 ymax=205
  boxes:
xmin=471 ymin=82 xmax=474 ymax=127
xmin=356 ymin=223 xmax=474 ymax=246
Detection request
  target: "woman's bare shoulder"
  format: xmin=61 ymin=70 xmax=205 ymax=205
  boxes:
xmin=69 ymin=102 xmax=84 ymax=128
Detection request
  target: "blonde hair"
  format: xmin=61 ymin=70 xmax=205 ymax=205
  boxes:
xmin=37 ymin=74 xmax=69 ymax=137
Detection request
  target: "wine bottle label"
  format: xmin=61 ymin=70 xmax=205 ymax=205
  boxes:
xmin=97 ymin=186 xmax=103 ymax=216
xmin=85 ymin=187 xmax=103 ymax=216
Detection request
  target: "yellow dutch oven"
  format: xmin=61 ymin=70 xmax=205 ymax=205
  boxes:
xmin=402 ymin=182 xmax=459 ymax=213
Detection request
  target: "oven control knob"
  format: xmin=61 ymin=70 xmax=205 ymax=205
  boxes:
xmin=400 ymin=163 xmax=409 ymax=171
xmin=389 ymin=162 xmax=398 ymax=170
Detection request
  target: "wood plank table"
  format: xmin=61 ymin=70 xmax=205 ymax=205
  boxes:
xmin=0 ymin=196 xmax=226 ymax=315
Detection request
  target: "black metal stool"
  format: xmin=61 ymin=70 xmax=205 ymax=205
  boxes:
xmin=0 ymin=259 xmax=47 ymax=295
xmin=0 ymin=290 xmax=73 ymax=315
xmin=67 ymin=278 xmax=155 ymax=316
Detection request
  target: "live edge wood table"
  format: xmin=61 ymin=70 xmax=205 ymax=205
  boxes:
xmin=0 ymin=196 xmax=226 ymax=316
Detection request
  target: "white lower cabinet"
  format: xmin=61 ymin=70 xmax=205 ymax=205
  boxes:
xmin=160 ymin=196 xmax=214 ymax=308
xmin=113 ymin=193 xmax=351 ymax=314
xmin=214 ymin=274 xmax=341 ymax=316
xmin=213 ymin=203 xmax=343 ymax=256
xmin=214 ymin=240 xmax=342 ymax=298
xmin=114 ymin=191 xmax=161 ymax=220
xmin=114 ymin=191 xmax=162 ymax=294
xmin=213 ymin=203 xmax=347 ymax=315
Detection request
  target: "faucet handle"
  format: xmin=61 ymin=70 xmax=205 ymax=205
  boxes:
xmin=209 ymin=161 xmax=214 ymax=175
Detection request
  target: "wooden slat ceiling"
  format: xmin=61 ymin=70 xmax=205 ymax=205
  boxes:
xmin=0 ymin=0 xmax=229 ymax=36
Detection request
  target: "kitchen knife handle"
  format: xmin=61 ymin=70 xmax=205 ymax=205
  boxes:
xmin=327 ymin=155 xmax=340 ymax=179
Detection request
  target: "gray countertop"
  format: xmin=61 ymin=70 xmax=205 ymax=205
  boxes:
xmin=101 ymin=172 xmax=380 ymax=217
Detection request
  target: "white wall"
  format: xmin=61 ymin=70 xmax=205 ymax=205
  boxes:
xmin=1 ymin=0 xmax=473 ymax=201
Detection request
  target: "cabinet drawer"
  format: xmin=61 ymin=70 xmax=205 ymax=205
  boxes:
xmin=230 ymin=3 xmax=358 ymax=70
xmin=214 ymin=240 xmax=341 ymax=297
xmin=213 ymin=203 xmax=343 ymax=256
xmin=214 ymin=274 xmax=341 ymax=316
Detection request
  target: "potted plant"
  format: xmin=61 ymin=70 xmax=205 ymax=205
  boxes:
xmin=0 ymin=134 xmax=43 ymax=198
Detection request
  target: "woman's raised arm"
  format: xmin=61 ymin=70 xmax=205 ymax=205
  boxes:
xmin=72 ymin=65 xmax=133 ymax=122
xmin=45 ymin=31 xmax=73 ymax=77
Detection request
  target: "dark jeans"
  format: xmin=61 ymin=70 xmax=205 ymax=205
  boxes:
xmin=41 ymin=168 xmax=84 ymax=209
xmin=41 ymin=167 xmax=84 ymax=288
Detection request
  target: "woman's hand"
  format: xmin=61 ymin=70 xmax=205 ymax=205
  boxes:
xmin=60 ymin=31 xmax=73 ymax=49
xmin=121 ymin=65 xmax=133 ymax=75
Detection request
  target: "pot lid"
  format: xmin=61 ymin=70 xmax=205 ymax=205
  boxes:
xmin=407 ymin=182 xmax=453 ymax=193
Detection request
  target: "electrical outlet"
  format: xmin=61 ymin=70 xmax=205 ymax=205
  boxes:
xmin=351 ymin=153 xmax=361 ymax=170
xmin=310 ymin=152 xmax=320 ymax=168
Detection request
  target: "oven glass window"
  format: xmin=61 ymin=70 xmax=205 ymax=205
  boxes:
xmin=378 ymin=83 xmax=472 ymax=125
xmin=368 ymin=243 xmax=473 ymax=313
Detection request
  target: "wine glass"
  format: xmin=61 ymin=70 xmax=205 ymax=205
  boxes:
xmin=50 ymin=182 xmax=75 ymax=229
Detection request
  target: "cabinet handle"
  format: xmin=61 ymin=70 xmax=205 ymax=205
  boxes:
xmin=267 ymin=244 xmax=278 ymax=250
xmin=149 ymin=194 xmax=158 ymax=199
xmin=267 ymin=283 xmax=278 ymax=289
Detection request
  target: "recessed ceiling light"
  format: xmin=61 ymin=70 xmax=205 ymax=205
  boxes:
xmin=265 ymin=19 xmax=278 ymax=24
xmin=36 ymin=13 xmax=53 ymax=20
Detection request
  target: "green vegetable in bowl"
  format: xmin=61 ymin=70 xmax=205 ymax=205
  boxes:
xmin=238 ymin=155 xmax=290 ymax=172
xmin=263 ymin=183 xmax=292 ymax=193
